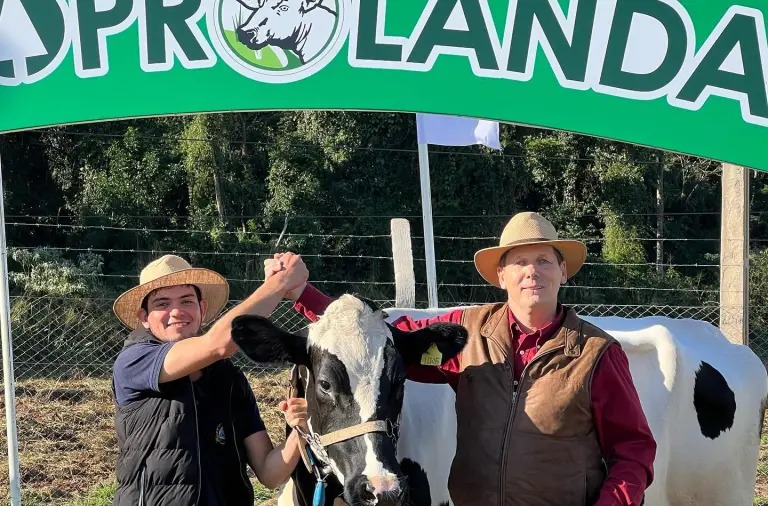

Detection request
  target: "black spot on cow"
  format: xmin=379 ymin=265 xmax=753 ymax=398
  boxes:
xmin=693 ymin=361 xmax=736 ymax=439
xmin=400 ymin=458 xmax=431 ymax=505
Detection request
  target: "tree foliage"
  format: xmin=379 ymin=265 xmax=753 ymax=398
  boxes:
xmin=0 ymin=111 xmax=759 ymax=312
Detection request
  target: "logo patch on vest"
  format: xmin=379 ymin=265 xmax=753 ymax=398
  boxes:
xmin=215 ymin=423 xmax=226 ymax=446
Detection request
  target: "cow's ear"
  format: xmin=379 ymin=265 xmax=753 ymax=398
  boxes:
xmin=390 ymin=323 xmax=469 ymax=366
xmin=231 ymin=315 xmax=310 ymax=367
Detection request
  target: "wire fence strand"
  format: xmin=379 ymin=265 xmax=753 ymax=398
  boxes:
xmin=0 ymin=214 xmax=766 ymax=505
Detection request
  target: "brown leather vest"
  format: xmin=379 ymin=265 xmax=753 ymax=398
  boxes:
xmin=447 ymin=303 xmax=616 ymax=506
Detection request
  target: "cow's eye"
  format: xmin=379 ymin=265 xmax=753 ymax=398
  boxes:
xmin=279 ymin=4 xmax=288 ymax=11
xmin=318 ymin=379 xmax=332 ymax=392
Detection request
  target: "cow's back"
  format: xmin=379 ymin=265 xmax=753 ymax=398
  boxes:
xmin=582 ymin=315 xmax=768 ymax=506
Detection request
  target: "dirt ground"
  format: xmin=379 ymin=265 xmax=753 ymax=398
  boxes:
xmin=0 ymin=372 xmax=288 ymax=505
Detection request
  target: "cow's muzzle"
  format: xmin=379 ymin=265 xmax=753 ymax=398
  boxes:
xmin=350 ymin=473 xmax=405 ymax=506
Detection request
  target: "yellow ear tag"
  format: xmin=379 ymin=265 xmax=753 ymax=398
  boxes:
xmin=420 ymin=343 xmax=443 ymax=366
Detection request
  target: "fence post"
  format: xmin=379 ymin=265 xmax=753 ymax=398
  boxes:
xmin=719 ymin=163 xmax=749 ymax=345
xmin=0 ymin=151 xmax=21 ymax=505
xmin=390 ymin=219 xmax=415 ymax=308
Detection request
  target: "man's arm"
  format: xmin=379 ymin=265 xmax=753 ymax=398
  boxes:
xmin=244 ymin=398 xmax=308 ymax=489
xmin=245 ymin=427 xmax=304 ymax=489
xmin=592 ymin=343 xmax=657 ymax=506
xmin=292 ymin=283 xmax=464 ymax=387
xmin=159 ymin=255 xmax=309 ymax=383
xmin=232 ymin=368 xmax=307 ymax=489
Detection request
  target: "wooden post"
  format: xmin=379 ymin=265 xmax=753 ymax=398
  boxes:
xmin=656 ymin=153 xmax=664 ymax=275
xmin=390 ymin=218 xmax=416 ymax=308
xmin=719 ymin=163 xmax=750 ymax=345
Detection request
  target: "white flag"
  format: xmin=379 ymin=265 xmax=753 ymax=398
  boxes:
xmin=416 ymin=113 xmax=501 ymax=150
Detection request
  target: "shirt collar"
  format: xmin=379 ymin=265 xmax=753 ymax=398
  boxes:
xmin=507 ymin=303 xmax=566 ymax=342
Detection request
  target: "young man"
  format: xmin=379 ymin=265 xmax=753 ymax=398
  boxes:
xmin=111 ymin=254 xmax=310 ymax=506
xmin=268 ymin=212 xmax=657 ymax=506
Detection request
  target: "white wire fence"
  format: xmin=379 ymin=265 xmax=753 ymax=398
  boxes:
xmin=4 ymin=296 xmax=741 ymax=381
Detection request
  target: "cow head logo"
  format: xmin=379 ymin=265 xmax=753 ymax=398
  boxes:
xmin=209 ymin=0 xmax=350 ymax=83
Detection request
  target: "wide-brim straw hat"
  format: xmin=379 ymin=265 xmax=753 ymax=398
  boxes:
xmin=474 ymin=212 xmax=587 ymax=288
xmin=113 ymin=255 xmax=230 ymax=330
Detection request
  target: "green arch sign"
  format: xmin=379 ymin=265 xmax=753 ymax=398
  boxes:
xmin=1 ymin=0 xmax=767 ymax=172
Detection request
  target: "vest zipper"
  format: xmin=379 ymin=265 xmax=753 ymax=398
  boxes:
xmin=497 ymin=345 xmax=565 ymax=506
xmin=191 ymin=378 xmax=201 ymax=506
xmin=230 ymin=383 xmax=251 ymax=490
xmin=138 ymin=467 xmax=146 ymax=506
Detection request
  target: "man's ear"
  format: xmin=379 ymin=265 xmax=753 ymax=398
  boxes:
xmin=390 ymin=323 xmax=469 ymax=366
xmin=231 ymin=315 xmax=310 ymax=367
xmin=136 ymin=309 xmax=150 ymax=329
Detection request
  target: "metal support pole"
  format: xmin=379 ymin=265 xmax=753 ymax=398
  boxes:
xmin=417 ymin=143 xmax=438 ymax=308
xmin=0 ymin=151 xmax=21 ymax=505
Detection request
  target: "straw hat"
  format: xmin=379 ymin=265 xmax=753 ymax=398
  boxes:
xmin=474 ymin=212 xmax=587 ymax=288
xmin=113 ymin=255 xmax=230 ymax=330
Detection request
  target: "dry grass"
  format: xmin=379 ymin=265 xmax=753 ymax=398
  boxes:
xmin=0 ymin=378 xmax=117 ymax=505
xmin=756 ymin=422 xmax=768 ymax=505
xmin=0 ymin=371 xmax=290 ymax=505
xmin=1 ymin=374 xmax=768 ymax=505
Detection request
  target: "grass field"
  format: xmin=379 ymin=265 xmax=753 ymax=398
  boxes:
xmin=2 ymin=373 xmax=768 ymax=505
xmin=0 ymin=373 xmax=288 ymax=506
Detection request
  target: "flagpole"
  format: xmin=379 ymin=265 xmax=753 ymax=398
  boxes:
xmin=0 ymin=150 xmax=21 ymax=506
xmin=414 ymin=112 xmax=500 ymax=309
xmin=417 ymin=142 xmax=439 ymax=308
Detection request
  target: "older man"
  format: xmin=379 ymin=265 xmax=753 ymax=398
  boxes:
xmin=268 ymin=212 xmax=656 ymax=506
xmin=111 ymin=254 xmax=310 ymax=506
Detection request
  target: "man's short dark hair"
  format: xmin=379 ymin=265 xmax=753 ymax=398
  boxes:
xmin=141 ymin=284 xmax=202 ymax=313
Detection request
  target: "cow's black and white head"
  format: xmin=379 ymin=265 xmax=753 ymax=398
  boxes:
xmin=231 ymin=294 xmax=468 ymax=506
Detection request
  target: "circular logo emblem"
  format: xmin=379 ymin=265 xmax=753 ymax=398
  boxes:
xmin=208 ymin=0 xmax=350 ymax=83
xmin=215 ymin=423 xmax=226 ymax=445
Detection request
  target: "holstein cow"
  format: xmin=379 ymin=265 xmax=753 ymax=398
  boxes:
xmin=235 ymin=0 xmax=338 ymax=64
xmin=231 ymin=295 xmax=467 ymax=506
xmin=233 ymin=298 xmax=768 ymax=506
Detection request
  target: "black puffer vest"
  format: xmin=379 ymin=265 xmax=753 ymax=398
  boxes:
xmin=112 ymin=330 xmax=254 ymax=506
